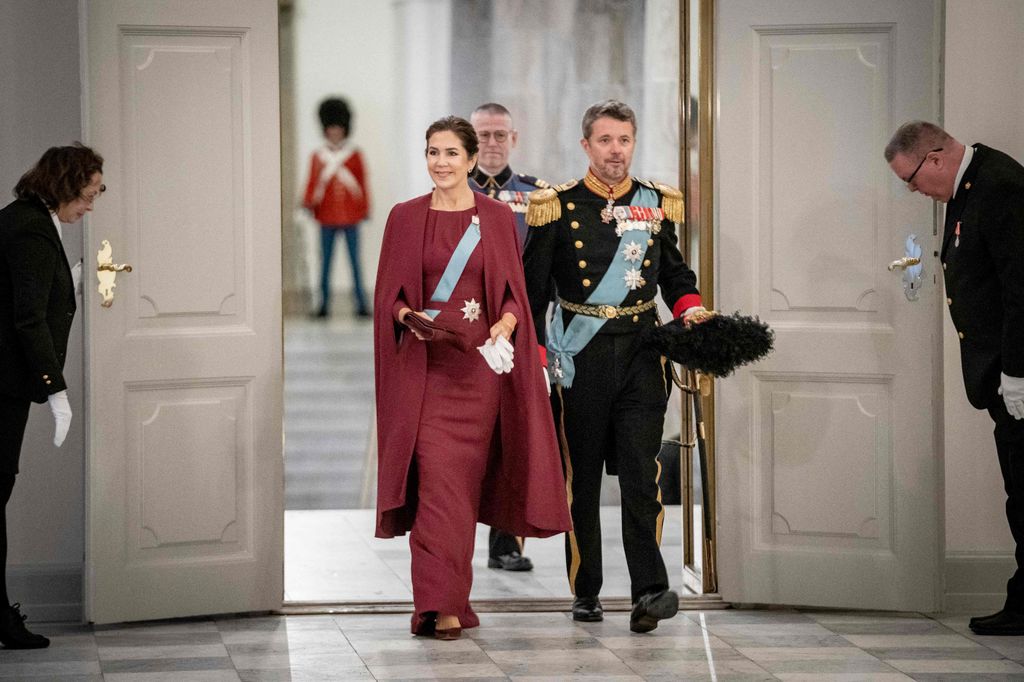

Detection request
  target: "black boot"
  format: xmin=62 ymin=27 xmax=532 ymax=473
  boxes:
xmin=571 ymin=596 xmax=604 ymax=622
xmin=630 ymin=590 xmax=679 ymax=633
xmin=0 ymin=603 xmax=49 ymax=649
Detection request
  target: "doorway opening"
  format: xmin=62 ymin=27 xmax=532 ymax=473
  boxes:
xmin=278 ymin=0 xmax=716 ymax=610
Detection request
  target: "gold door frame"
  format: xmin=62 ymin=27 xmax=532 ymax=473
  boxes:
xmin=680 ymin=0 xmax=717 ymax=595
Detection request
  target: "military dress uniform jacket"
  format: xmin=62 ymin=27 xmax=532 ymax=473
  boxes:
xmin=522 ymin=177 xmax=700 ymax=346
xmin=0 ymin=197 xmax=76 ymax=403
xmin=941 ymin=144 xmax=1024 ymax=409
xmin=469 ymin=166 xmax=547 ymax=247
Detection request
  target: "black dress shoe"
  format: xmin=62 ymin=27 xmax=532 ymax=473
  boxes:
xmin=487 ymin=551 xmax=534 ymax=571
xmin=970 ymin=610 xmax=1005 ymax=627
xmin=630 ymin=590 xmax=679 ymax=633
xmin=969 ymin=609 xmax=1024 ymax=636
xmin=572 ymin=596 xmax=604 ymax=622
xmin=0 ymin=603 xmax=49 ymax=649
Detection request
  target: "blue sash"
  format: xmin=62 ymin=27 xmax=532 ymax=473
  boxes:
xmin=424 ymin=217 xmax=481 ymax=320
xmin=547 ymin=186 xmax=660 ymax=388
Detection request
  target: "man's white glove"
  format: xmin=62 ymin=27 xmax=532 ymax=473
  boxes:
xmin=48 ymin=390 xmax=72 ymax=447
xmin=71 ymin=260 xmax=83 ymax=297
xmin=999 ymin=373 xmax=1024 ymax=420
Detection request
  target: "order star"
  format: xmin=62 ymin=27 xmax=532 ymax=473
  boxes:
xmin=461 ymin=298 xmax=481 ymax=322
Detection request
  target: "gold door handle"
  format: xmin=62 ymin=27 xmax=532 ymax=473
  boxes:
xmin=96 ymin=239 xmax=132 ymax=307
xmin=97 ymin=262 xmax=133 ymax=273
xmin=887 ymin=256 xmax=921 ymax=272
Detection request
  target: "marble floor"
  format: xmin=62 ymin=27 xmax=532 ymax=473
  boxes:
xmin=285 ymin=507 xmax=694 ymax=604
xmin=11 ymin=608 xmax=1024 ymax=680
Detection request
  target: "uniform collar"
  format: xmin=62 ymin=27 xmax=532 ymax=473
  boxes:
xmin=50 ymin=210 xmax=63 ymax=241
xmin=951 ymin=144 xmax=975 ymax=200
xmin=583 ymin=169 xmax=632 ymax=200
xmin=471 ymin=165 xmax=513 ymax=189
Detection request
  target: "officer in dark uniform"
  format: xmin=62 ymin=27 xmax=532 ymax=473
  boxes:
xmin=523 ymin=100 xmax=708 ymax=633
xmin=469 ymin=102 xmax=548 ymax=248
xmin=468 ymin=102 xmax=547 ymax=572
xmin=886 ymin=121 xmax=1024 ymax=636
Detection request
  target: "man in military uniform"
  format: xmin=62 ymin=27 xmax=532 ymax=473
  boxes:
xmin=524 ymin=100 xmax=707 ymax=633
xmin=469 ymin=103 xmax=548 ymax=248
xmin=466 ymin=102 xmax=547 ymax=573
xmin=886 ymin=121 xmax=1024 ymax=636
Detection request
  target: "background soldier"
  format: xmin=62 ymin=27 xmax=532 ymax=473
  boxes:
xmin=469 ymin=103 xmax=548 ymax=248
xmin=523 ymin=100 xmax=708 ymax=633
xmin=468 ymin=102 xmax=546 ymax=572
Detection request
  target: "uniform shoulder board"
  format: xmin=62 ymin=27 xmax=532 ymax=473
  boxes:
xmin=653 ymin=181 xmax=684 ymax=224
xmin=526 ymin=187 xmax=560 ymax=226
xmin=553 ymin=178 xmax=578 ymax=192
xmin=517 ymin=173 xmax=548 ymax=189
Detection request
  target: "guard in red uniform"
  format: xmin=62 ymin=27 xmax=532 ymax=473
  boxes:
xmin=303 ymin=97 xmax=370 ymax=317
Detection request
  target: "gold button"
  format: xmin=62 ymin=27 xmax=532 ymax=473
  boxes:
xmin=947 ymin=298 xmax=952 ymax=305
xmin=42 ymin=374 xmax=49 ymax=380
xmin=575 ymin=240 xmax=583 ymax=249
xmin=943 ymin=263 xmax=947 ymax=270
xmin=578 ymin=260 xmax=586 ymax=268
xmin=571 ymin=220 xmax=580 ymax=229
xmin=632 ymin=315 xmax=639 ymax=323
xmin=567 ymin=202 xmax=575 ymax=210
xmin=647 ymin=239 xmax=654 ymax=246
xmin=958 ymin=331 xmax=965 ymax=339
xmin=965 ymin=181 xmax=972 ymax=189
xmin=582 ymin=278 xmax=591 ymax=287
xmin=643 ymin=259 xmax=650 ymax=267
xmin=45 ymin=380 xmax=52 ymax=385
xmin=636 ymin=299 xmax=643 ymax=305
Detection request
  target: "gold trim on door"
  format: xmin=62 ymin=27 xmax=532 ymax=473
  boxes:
xmin=680 ymin=0 xmax=717 ymax=596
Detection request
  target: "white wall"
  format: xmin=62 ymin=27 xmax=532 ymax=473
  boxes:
xmin=943 ymin=0 xmax=1024 ymax=610
xmin=0 ymin=0 xmax=85 ymax=620
xmin=291 ymin=0 xmax=406 ymax=308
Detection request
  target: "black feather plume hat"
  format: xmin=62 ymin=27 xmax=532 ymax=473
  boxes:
xmin=643 ymin=311 xmax=774 ymax=377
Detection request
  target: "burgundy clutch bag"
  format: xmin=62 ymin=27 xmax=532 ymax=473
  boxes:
xmin=402 ymin=313 xmax=471 ymax=352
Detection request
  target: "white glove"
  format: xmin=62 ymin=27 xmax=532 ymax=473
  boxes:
xmin=542 ymin=366 xmax=551 ymax=396
xmin=999 ymin=373 xmax=1024 ymax=420
xmin=477 ymin=340 xmax=503 ymax=374
xmin=71 ymin=260 xmax=83 ymax=297
xmin=48 ymin=390 xmax=72 ymax=447
xmin=494 ymin=335 xmax=515 ymax=373
xmin=477 ymin=338 xmax=514 ymax=375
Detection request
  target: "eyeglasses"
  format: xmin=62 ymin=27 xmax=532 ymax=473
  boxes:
xmin=477 ymin=130 xmax=512 ymax=143
xmin=904 ymin=148 xmax=942 ymax=186
xmin=80 ymin=184 xmax=107 ymax=204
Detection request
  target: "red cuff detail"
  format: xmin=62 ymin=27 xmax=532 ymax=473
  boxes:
xmin=538 ymin=345 xmax=548 ymax=366
xmin=673 ymin=294 xmax=703 ymax=319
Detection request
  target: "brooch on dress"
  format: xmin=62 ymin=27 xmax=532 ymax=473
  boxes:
xmin=461 ymin=298 xmax=481 ymax=322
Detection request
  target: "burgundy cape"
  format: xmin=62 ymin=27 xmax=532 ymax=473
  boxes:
xmin=373 ymin=192 xmax=572 ymax=539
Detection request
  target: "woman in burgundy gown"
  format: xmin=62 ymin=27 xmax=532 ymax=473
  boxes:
xmin=373 ymin=117 xmax=571 ymax=640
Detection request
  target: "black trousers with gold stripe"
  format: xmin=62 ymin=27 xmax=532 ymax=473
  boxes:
xmin=554 ymin=331 xmax=670 ymax=603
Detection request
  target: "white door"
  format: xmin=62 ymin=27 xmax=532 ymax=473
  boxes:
xmin=716 ymin=0 xmax=942 ymax=610
xmin=82 ymin=0 xmax=283 ymax=623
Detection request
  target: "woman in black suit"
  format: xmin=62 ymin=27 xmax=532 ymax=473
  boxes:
xmin=0 ymin=144 xmax=103 ymax=648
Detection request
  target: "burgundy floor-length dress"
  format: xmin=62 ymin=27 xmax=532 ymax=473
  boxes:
xmin=408 ymin=207 xmax=513 ymax=633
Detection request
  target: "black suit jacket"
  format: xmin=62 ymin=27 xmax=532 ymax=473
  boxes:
xmin=941 ymin=144 xmax=1024 ymax=409
xmin=0 ymin=197 xmax=76 ymax=403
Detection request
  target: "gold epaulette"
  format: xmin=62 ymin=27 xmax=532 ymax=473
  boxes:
xmin=526 ymin=179 xmax=577 ymax=226
xmin=526 ymin=188 xmax=559 ymax=226
xmin=654 ymin=182 xmax=684 ymax=224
